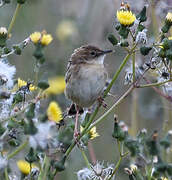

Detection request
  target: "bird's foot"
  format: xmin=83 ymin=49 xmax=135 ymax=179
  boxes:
xmin=97 ymin=97 xmax=107 ymax=108
xmin=67 ymin=104 xmax=84 ymax=116
xmin=73 ymin=131 xmax=81 ymax=144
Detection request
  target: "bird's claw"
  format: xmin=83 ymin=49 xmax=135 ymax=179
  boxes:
xmin=97 ymin=97 xmax=107 ymax=108
xmin=73 ymin=131 xmax=81 ymax=145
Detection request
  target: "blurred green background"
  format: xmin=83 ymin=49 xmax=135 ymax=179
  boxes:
xmin=1 ymin=0 xmax=172 ymax=179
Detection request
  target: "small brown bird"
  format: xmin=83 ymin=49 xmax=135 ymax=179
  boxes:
xmin=65 ymin=45 xmax=112 ymax=136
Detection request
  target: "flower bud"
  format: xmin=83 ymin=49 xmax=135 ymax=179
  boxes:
xmin=0 ymin=27 xmax=7 ymax=47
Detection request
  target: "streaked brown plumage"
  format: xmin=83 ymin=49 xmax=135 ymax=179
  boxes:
xmin=65 ymin=45 xmax=112 ymax=137
xmin=65 ymin=45 xmax=112 ymax=108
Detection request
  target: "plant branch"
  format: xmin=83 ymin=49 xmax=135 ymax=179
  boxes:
xmin=108 ymin=140 xmax=129 ymax=180
xmin=143 ymin=77 xmax=172 ymax=102
xmin=7 ymin=138 xmax=28 ymax=160
xmin=80 ymin=149 xmax=91 ymax=169
xmin=7 ymin=4 xmax=21 ymax=36
xmin=87 ymin=85 xmax=134 ymax=131
xmin=137 ymin=79 xmax=171 ymax=88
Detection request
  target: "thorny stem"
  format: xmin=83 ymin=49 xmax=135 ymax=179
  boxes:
xmin=80 ymin=149 xmax=91 ymax=169
xmin=138 ymin=79 xmax=171 ymax=88
xmin=131 ymin=90 xmax=138 ymax=136
xmin=151 ymin=2 xmax=159 ymax=39
xmin=88 ymin=86 xmax=134 ymax=131
xmin=88 ymin=142 xmax=96 ymax=164
xmin=104 ymin=44 xmax=137 ymax=97
xmin=7 ymin=138 xmax=28 ymax=160
xmin=131 ymin=45 xmax=137 ymax=136
xmin=38 ymin=155 xmax=50 ymax=180
xmin=143 ymin=77 xmax=172 ymax=102
xmin=64 ymin=45 xmax=137 ymax=159
xmin=132 ymin=47 xmax=136 ymax=82
xmin=7 ymin=4 xmax=21 ymax=36
xmin=108 ymin=140 xmax=129 ymax=180
xmin=4 ymin=168 xmax=9 ymax=180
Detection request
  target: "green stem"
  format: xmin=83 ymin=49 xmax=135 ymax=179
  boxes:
xmin=80 ymin=149 xmax=91 ymax=169
xmin=38 ymin=155 xmax=50 ymax=180
xmin=7 ymin=139 xmax=28 ymax=160
xmin=151 ymin=3 xmax=158 ymax=39
xmin=7 ymin=4 xmax=21 ymax=36
xmin=132 ymin=49 xmax=136 ymax=82
xmin=138 ymin=79 xmax=171 ymax=88
xmin=108 ymin=156 xmax=122 ymax=180
xmin=4 ymin=168 xmax=9 ymax=180
xmin=104 ymin=44 xmax=136 ymax=97
xmin=131 ymin=89 xmax=138 ymax=136
xmin=87 ymin=86 xmax=134 ymax=132
xmin=108 ymin=140 xmax=128 ymax=180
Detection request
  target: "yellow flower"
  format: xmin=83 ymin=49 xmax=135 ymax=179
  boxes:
xmin=161 ymin=177 xmax=168 ymax=180
xmin=56 ymin=20 xmax=78 ymax=42
xmin=17 ymin=78 xmax=36 ymax=91
xmin=17 ymin=160 xmax=38 ymax=175
xmin=117 ymin=10 xmax=136 ymax=26
xmin=30 ymin=32 xmax=41 ymax=44
xmin=166 ymin=12 xmax=172 ymax=22
xmin=168 ymin=36 xmax=172 ymax=40
xmin=80 ymin=126 xmax=99 ymax=140
xmin=41 ymin=34 xmax=53 ymax=46
xmin=45 ymin=76 xmax=66 ymax=95
xmin=47 ymin=101 xmax=63 ymax=123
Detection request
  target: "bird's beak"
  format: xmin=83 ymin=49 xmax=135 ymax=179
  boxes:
xmin=102 ymin=50 xmax=113 ymax=54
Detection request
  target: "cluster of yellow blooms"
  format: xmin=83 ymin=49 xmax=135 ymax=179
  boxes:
xmin=45 ymin=76 xmax=66 ymax=95
xmin=17 ymin=78 xmax=36 ymax=91
xmin=17 ymin=160 xmax=38 ymax=175
xmin=47 ymin=101 xmax=63 ymax=123
xmin=117 ymin=10 xmax=136 ymax=26
xmin=30 ymin=31 xmax=53 ymax=46
xmin=80 ymin=126 xmax=99 ymax=140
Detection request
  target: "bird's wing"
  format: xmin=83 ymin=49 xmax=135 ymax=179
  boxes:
xmin=65 ymin=60 xmax=72 ymax=83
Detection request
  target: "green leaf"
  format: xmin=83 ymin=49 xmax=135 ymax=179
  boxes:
xmin=140 ymin=46 xmax=152 ymax=56
xmin=137 ymin=24 xmax=145 ymax=32
xmin=136 ymin=6 xmax=147 ymax=23
xmin=24 ymin=120 xmax=37 ymax=135
xmin=108 ymin=34 xmax=118 ymax=46
xmin=119 ymin=25 xmax=129 ymax=39
xmin=25 ymin=103 xmax=35 ymax=120
xmin=124 ymin=138 xmax=140 ymax=156
xmin=166 ymin=49 xmax=172 ymax=60
xmin=13 ymin=45 xmax=22 ymax=55
xmin=161 ymin=23 xmax=171 ymax=33
xmin=25 ymin=148 xmax=38 ymax=163
xmin=38 ymin=81 xmax=49 ymax=90
xmin=120 ymin=41 xmax=129 ymax=47
xmin=53 ymin=156 xmax=66 ymax=172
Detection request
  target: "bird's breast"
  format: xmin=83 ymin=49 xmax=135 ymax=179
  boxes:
xmin=65 ymin=64 xmax=107 ymax=107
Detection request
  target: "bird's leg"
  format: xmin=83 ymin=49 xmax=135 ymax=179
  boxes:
xmin=97 ymin=96 xmax=107 ymax=108
xmin=74 ymin=105 xmax=80 ymax=141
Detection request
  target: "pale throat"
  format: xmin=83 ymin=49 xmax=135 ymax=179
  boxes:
xmin=89 ymin=55 xmax=106 ymax=65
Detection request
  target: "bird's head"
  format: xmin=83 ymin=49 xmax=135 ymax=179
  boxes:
xmin=70 ymin=45 xmax=112 ymax=65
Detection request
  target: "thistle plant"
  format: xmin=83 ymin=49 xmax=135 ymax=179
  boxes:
xmin=0 ymin=1 xmax=172 ymax=180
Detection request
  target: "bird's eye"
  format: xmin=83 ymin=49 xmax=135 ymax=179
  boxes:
xmin=90 ymin=51 xmax=96 ymax=57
